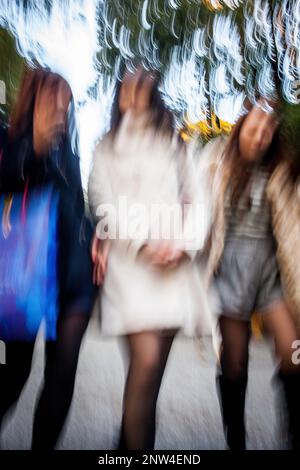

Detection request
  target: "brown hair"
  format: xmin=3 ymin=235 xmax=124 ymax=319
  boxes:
xmin=9 ymin=66 xmax=71 ymax=142
xmin=109 ymin=65 xmax=175 ymax=139
xmin=223 ymin=101 xmax=285 ymax=207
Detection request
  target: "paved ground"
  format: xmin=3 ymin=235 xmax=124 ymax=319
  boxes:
xmin=0 ymin=318 xmax=287 ymax=450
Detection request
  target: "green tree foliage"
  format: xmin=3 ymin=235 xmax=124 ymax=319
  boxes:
xmin=0 ymin=0 xmax=300 ymax=143
xmin=0 ymin=28 xmax=24 ymax=124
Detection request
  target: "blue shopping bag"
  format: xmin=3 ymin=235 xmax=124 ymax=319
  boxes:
xmin=0 ymin=184 xmax=59 ymax=341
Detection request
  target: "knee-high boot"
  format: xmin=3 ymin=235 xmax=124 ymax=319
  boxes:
xmin=216 ymin=371 xmax=248 ymax=450
xmin=278 ymin=370 xmax=300 ymax=450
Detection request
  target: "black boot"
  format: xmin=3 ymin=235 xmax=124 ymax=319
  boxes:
xmin=216 ymin=372 xmax=248 ymax=450
xmin=278 ymin=371 xmax=300 ymax=450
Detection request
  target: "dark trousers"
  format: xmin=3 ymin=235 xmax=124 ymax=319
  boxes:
xmin=0 ymin=313 xmax=90 ymax=449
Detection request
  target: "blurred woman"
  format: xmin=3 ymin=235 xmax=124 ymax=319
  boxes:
xmin=88 ymin=66 xmax=212 ymax=450
xmin=0 ymin=67 xmax=96 ymax=449
xmin=202 ymin=99 xmax=300 ymax=449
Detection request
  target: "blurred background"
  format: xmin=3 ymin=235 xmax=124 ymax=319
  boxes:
xmin=1 ymin=0 xmax=300 ymax=449
xmin=1 ymin=1 xmax=300 ymax=186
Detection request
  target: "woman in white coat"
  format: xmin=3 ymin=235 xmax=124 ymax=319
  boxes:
xmin=88 ymin=67 xmax=212 ymax=450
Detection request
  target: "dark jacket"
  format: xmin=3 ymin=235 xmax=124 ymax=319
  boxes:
xmin=0 ymin=127 xmax=95 ymax=316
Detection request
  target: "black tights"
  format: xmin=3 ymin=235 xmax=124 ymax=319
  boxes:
xmin=218 ymin=303 xmax=300 ymax=449
xmin=219 ymin=316 xmax=251 ymax=381
xmin=217 ymin=317 xmax=250 ymax=450
xmin=0 ymin=313 xmax=89 ymax=450
xmin=0 ymin=341 xmax=35 ymax=430
xmin=119 ymin=330 xmax=176 ymax=450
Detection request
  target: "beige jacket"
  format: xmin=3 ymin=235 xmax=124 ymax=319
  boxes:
xmin=202 ymin=136 xmax=300 ymax=330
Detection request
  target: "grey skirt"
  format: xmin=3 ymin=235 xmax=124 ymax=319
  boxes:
xmin=214 ymin=237 xmax=283 ymax=321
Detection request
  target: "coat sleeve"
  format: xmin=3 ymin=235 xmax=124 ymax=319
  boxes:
xmin=88 ymin=141 xmax=146 ymax=258
xmin=88 ymin=140 xmax=117 ymax=234
xmin=180 ymin=139 xmax=216 ymax=261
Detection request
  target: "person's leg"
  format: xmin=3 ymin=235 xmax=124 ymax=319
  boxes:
xmin=262 ymin=300 xmax=298 ymax=373
xmin=217 ymin=316 xmax=251 ymax=450
xmin=262 ymin=300 xmax=300 ymax=449
xmin=119 ymin=330 xmax=176 ymax=450
xmin=0 ymin=341 xmax=35 ymax=431
xmin=31 ymin=313 xmax=90 ymax=450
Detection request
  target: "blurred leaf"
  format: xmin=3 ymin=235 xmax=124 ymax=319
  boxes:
xmin=0 ymin=28 xmax=24 ymax=124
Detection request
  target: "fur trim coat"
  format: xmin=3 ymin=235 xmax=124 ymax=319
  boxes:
xmin=202 ymin=136 xmax=300 ymax=330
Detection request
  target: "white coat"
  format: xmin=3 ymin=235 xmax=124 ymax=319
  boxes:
xmin=88 ymin=111 xmax=213 ymax=336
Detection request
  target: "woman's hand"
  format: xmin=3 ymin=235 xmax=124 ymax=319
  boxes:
xmin=91 ymin=234 xmax=110 ymax=286
xmin=139 ymin=242 xmax=188 ymax=270
xmin=163 ymin=249 xmax=189 ymax=270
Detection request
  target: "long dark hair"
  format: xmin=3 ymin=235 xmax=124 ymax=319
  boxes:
xmin=109 ymin=66 xmax=175 ymax=139
xmin=223 ymin=101 xmax=285 ymax=207
xmin=9 ymin=66 xmax=72 ymax=143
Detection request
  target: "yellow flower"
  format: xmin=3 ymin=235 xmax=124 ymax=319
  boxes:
xmin=203 ymin=0 xmax=223 ymax=12
xmin=180 ymin=112 xmax=233 ymax=141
